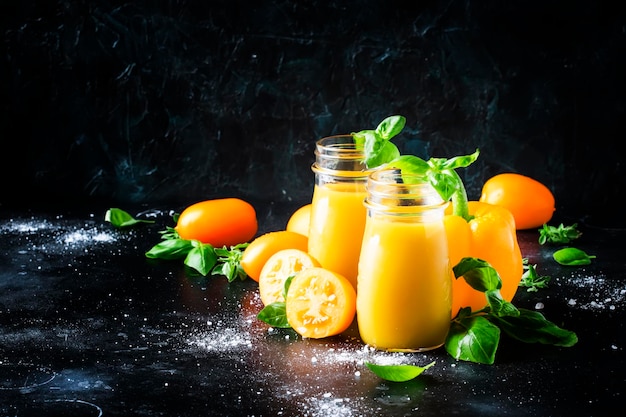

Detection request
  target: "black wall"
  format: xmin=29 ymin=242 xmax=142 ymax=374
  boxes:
xmin=1 ymin=1 xmax=624 ymax=225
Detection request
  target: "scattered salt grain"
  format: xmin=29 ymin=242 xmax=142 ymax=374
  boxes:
xmin=61 ymin=228 xmax=116 ymax=244
xmin=561 ymin=273 xmax=626 ymax=311
xmin=0 ymin=218 xmax=58 ymax=233
xmin=305 ymin=396 xmax=355 ymax=417
xmin=187 ymin=326 xmax=252 ymax=353
xmin=2 ymin=217 xmax=119 ymax=257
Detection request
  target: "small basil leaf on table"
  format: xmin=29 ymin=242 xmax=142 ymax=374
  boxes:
xmin=105 ymin=208 xmax=155 ymax=228
xmin=365 ymin=361 xmax=435 ymax=382
xmin=553 ymin=247 xmax=596 ymax=266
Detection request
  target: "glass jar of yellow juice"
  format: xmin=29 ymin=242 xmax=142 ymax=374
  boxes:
xmin=357 ymin=168 xmax=451 ymax=351
xmin=308 ymin=135 xmax=371 ymax=289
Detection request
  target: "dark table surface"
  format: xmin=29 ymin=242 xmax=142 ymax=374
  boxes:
xmin=1 ymin=203 xmax=624 ymax=417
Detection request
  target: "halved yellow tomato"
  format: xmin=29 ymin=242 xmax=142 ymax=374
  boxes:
xmin=285 ymin=267 xmax=356 ymax=339
xmin=258 ymin=248 xmax=319 ymax=306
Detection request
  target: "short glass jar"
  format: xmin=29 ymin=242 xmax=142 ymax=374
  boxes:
xmin=356 ymin=168 xmax=451 ymax=351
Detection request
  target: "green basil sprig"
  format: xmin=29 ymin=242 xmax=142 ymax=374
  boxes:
xmin=538 ymin=223 xmax=582 ymax=245
xmin=106 ymin=208 xmax=249 ymax=281
xmin=351 ymin=115 xmax=479 ymax=222
xmin=351 ymin=115 xmax=404 ymax=168
xmin=519 ymin=260 xmax=551 ymax=292
xmin=145 ymin=236 xmax=249 ymax=281
xmin=447 ymin=257 xmax=578 ymax=365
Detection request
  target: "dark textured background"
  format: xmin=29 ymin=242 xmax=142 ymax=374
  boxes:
xmin=1 ymin=0 xmax=624 ymax=225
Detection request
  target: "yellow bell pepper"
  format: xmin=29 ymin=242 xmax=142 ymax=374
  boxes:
xmin=444 ymin=201 xmax=524 ymax=317
xmin=385 ymin=149 xmax=524 ymax=318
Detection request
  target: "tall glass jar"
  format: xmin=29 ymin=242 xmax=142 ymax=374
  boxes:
xmin=308 ymin=135 xmax=371 ymax=289
xmin=356 ymin=168 xmax=451 ymax=352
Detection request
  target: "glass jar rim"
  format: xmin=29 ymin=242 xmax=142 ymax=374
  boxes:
xmin=315 ymin=135 xmax=364 ymax=159
xmin=365 ymin=168 xmax=446 ymax=210
xmin=313 ymin=134 xmax=369 ymax=175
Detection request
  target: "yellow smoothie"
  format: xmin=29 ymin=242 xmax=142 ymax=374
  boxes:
xmin=308 ymin=182 xmax=367 ymax=289
xmin=356 ymin=216 xmax=451 ymax=351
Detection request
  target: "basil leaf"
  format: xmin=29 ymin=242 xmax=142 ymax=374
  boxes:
xmin=282 ymin=275 xmax=295 ymax=299
xmin=257 ymin=276 xmax=295 ymax=327
xmin=158 ymin=226 xmax=180 ymax=241
xmin=352 ymin=115 xmax=406 ymax=169
xmin=145 ymin=238 xmax=193 ymax=260
xmin=426 ymin=170 xmax=458 ymax=201
xmin=375 ymin=115 xmax=406 ymax=139
xmin=435 ymin=149 xmax=480 ymax=170
xmin=184 ymin=242 xmax=217 ymax=276
xmin=387 ymin=155 xmax=430 ymax=176
xmin=489 ymin=308 xmax=578 ymax=347
xmin=486 ymin=292 xmax=519 ymax=318
xmin=365 ymin=361 xmax=435 ymax=382
xmin=553 ymin=247 xmax=596 ymax=266
xmin=453 ymin=257 xmax=502 ymax=292
xmin=445 ymin=315 xmax=500 ymax=365
xmin=366 ymin=140 xmax=401 ymax=168
xmin=257 ymin=302 xmax=290 ymax=328
xmin=105 ymin=208 xmax=154 ymax=228
xmin=212 ymin=261 xmax=235 ymax=281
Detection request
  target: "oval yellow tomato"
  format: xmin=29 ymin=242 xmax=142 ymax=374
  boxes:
xmin=175 ymin=198 xmax=257 ymax=247
xmin=240 ymin=231 xmax=308 ymax=282
xmin=286 ymin=203 xmax=311 ymax=237
xmin=479 ymin=173 xmax=555 ymax=230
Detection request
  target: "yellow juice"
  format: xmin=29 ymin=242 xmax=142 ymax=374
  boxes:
xmin=356 ymin=216 xmax=451 ymax=351
xmin=308 ymin=182 xmax=367 ymax=289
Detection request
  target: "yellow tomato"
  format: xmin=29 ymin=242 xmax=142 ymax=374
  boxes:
xmin=286 ymin=267 xmax=356 ymax=339
xmin=240 ymin=231 xmax=308 ymax=282
xmin=258 ymin=249 xmax=320 ymax=306
xmin=286 ymin=203 xmax=311 ymax=237
xmin=175 ymin=198 xmax=257 ymax=247
xmin=479 ymin=173 xmax=555 ymax=230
